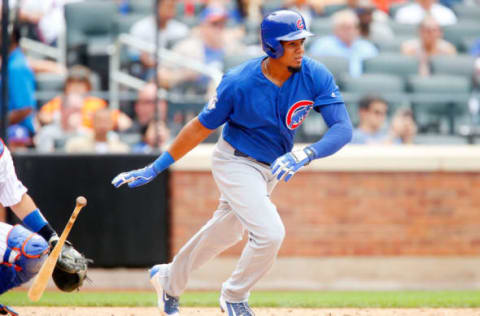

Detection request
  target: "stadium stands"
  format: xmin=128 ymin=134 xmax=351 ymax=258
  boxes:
xmin=13 ymin=0 xmax=480 ymax=149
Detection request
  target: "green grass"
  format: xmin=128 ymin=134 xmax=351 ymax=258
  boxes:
xmin=3 ymin=290 xmax=480 ymax=308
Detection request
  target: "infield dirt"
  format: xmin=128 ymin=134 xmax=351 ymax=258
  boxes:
xmin=14 ymin=307 xmax=480 ymax=315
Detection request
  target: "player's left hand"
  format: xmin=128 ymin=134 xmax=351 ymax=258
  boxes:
xmin=271 ymin=148 xmax=315 ymax=182
xmin=111 ymin=165 xmax=158 ymax=188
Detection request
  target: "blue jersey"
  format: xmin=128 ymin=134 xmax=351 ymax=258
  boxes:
xmin=198 ymin=56 xmax=344 ymax=164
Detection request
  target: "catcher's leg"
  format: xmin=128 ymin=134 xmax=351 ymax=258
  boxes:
xmin=0 ymin=223 xmax=48 ymax=294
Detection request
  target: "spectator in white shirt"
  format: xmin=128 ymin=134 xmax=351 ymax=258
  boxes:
xmin=401 ymin=16 xmax=456 ymax=76
xmin=308 ymin=10 xmax=378 ymax=77
xmin=129 ymin=0 xmax=189 ymax=78
xmin=394 ymin=0 xmax=457 ymax=26
xmin=18 ymin=0 xmax=83 ymax=45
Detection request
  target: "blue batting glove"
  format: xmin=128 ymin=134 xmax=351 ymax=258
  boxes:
xmin=112 ymin=152 xmax=175 ymax=189
xmin=271 ymin=147 xmax=315 ymax=182
xmin=111 ymin=165 xmax=158 ymax=188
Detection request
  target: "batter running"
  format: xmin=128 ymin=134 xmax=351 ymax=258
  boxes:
xmin=112 ymin=10 xmax=353 ymax=316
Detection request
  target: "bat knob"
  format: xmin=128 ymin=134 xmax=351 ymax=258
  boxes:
xmin=76 ymin=196 xmax=87 ymax=207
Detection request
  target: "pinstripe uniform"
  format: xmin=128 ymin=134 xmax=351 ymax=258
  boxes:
xmin=0 ymin=139 xmax=27 ymax=208
xmin=0 ymin=139 xmax=49 ymax=294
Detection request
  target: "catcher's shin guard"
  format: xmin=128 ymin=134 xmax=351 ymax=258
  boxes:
xmin=8 ymin=225 xmax=49 ymax=284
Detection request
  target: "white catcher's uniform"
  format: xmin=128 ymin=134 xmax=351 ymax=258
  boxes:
xmin=0 ymin=141 xmax=48 ymax=295
xmin=162 ymin=136 xmax=284 ymax=303
xmin=0 ymin=140 xmax=28 ymax=208
xmin=0 ymin=140 xmax=29 ymax=263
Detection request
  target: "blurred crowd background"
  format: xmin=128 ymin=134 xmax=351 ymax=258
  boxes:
xmin=2 ymin=0 xmax=480 ymax=154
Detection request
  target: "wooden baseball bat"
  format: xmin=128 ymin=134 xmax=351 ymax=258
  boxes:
xmin=27 ymin=196 xmax=87 ymax=302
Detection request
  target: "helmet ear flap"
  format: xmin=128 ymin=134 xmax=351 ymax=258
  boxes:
xmin=264 ymin=38 xmax=284 ymax=58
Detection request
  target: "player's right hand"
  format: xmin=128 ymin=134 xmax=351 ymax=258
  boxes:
xmin=111 ymin=165 xmax=158 ymax=188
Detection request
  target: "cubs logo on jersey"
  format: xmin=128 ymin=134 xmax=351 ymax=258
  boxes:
xmin=285 ymin=100 xmax=314 ymax=130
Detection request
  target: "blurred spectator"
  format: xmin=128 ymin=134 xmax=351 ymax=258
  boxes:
xmin=308 ymin=0 xmax=348 ymax=15
xmin=471 ymin=39 xmax=480 ymax=87
xmin=159 ymin=6 xmax=243 ymax=95
xmin=6 ymin=125 xmax=32 ymax=152
xmin=38 ymin=65 xmax=132 ymax=131
xmin=129 ymin=0 xmax=189 ymax=79
xmin=308 ymin=10 xmax=378 ymax=77
xmin=231 ymin=0 xmax=263 ymax=24
xmin=18 ymin=0 xmax=83 ymax=45
xmin=394 ymin=0 xmax=457 ymax=26
xmin=124 ymin=82 xmax=168 ymax=135
xmin=351 ymin=95 xmax=416 ymax=144
xmin=115 ymin=0 xmax=130 ymax=15
xmin=401 ymin=16 xmax=456 ymax=76
xmin=349 ymin=0 xmax=394 ymax=44
xmin=369 ymin=0 xmax=406 ymax=14
xmin=132 ymin=120 xmax=171 ymax=153
xmin=390 ymin=107 xmax=417 ymax=144
xmin=283 ymin=0 xmax=319 ymax=28
xmin=470 ymin=38 xmax=480 ymax=58
xmin=34 ymin=91 xmax=86 ymax=152
xmin=65 ymin=109 xmax=130 ymax=153
xmin=1 ymin=25 xmax=37 ymax=136
xmin=27 ymin=58 xmax=66 ymax=75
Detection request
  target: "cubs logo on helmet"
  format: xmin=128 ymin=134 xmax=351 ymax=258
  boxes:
xmin=285 ymin=100 xmax=314 ymax=130
xmin=296 ymin=18 xmax=304 ymax=30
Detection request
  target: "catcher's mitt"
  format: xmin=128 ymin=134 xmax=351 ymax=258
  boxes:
xmin=51 ymin=240 xmax=91 ymax=292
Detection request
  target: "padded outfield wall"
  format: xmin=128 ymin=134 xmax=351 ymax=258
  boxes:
xmin=12 ymin=154 xmax=170 ymax=267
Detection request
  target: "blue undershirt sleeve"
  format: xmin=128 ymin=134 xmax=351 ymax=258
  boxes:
xmin=306 ymin=102 xmax=353 ymax=160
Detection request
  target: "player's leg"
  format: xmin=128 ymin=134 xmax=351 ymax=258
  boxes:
xmin=213 ymin=138 xmax=284 ymax=308
xmin=150 ymin=199 xmax=244 ymax=314
xmin=162 ymin=200 xmax=244 ymax=295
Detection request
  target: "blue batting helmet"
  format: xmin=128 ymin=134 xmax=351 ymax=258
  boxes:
xmin=261 ymin=10 xmax=314 ymax=58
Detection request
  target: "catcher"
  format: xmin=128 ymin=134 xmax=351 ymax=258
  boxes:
xmin=0 ymin=139 xmax=90 ymax=315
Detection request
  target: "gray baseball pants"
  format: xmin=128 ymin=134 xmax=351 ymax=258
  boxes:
xmin=163 ymin=136 xmax=284 ymax=303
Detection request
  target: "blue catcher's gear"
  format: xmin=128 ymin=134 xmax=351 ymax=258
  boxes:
xmin=261 ymin=10 xmax=314 ymax=58
xmin=0 ymin=225 xmax=49 ymax=294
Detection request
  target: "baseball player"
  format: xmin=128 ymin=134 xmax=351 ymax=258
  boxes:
xmin=0 ymin=139 xmax=89 ymax=315
xmin=112 ymin=10 xmax=352 ymax=316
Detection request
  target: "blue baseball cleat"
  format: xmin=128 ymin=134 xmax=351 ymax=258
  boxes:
xmin=220 ymin=296 xmax=255 ymax=316
xmin=149 ymin=264 xmax=179 ymax=315
xmin=0 ymin=304 xmax=18 ymax=316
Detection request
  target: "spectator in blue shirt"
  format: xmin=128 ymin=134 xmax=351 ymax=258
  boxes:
xmin=308 ymin=9 xmax=378 ymax=77
xmin=351 ymin=95 xmax=417 ymax=144
xmin=1 ymin=26 xmax=37 ymax=136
